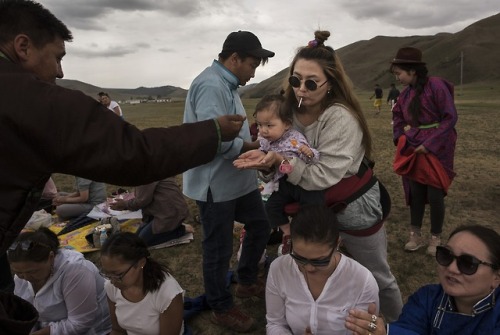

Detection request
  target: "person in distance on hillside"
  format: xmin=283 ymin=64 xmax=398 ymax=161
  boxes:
xmin=346 ymin=225 xmax=500 ymax=334
xmin=0 ymin=0 xmax=244 ymax=297
xmin=183 ymin=30 xmax=274 ymax=333
xmin=369 ymin=83 xmax=383 ymax=114
xmin=98 ymin=92 xmax=124 ymax=118
xmin=390 ymin=47 xmax=458 ymax=257
xmin=386 ymin=83 xmax=400 ymax=110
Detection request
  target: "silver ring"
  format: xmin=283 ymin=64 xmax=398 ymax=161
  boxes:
xmin=368 ymin=322 xmax=377 ymax=331
xmin=371 ymin=314 xmax=378 ymax=323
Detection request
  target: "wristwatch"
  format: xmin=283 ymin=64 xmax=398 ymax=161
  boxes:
xmin=279 ymin=158 xmax=293 ymax=174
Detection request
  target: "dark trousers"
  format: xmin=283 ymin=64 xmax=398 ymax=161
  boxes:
xmin=265 ymin=178 xmax=326 ymax=228
xmin=136 ymin=220 xmax=186 ymax=247
xmin=196 ymin=189 xmax=269 ymax=312
xmin=409 ymin=180 xmax=445 ymax=235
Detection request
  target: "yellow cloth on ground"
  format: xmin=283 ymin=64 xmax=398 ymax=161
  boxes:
xmin=49 ymin=219 xmax=140 ymax=253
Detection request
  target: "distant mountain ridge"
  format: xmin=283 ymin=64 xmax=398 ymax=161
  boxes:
xmin=55 ymin=79 xmax=187 ymax=102
xmin=57 ymin=13 xmax=500 ymax=99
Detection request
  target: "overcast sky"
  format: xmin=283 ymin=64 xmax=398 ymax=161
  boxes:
xmin=40 ymin=0 xmax=499 ymax=89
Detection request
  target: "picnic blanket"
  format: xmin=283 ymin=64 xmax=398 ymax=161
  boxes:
xmin=49 ymin=218 xmax=194 ymax=253
xmin=49 ymin=219 xmax=141 ymax=253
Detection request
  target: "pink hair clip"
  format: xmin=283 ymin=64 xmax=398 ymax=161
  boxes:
xmin=307 ymin=39 xmax=318 ymax=48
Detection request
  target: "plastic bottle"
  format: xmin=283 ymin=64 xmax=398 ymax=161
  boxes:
xmin=110 ymin=217 xmax=120 ymax=234
xmin=93 ymin=229 xmax=101 ymax=248
xmin=99 ymin=229 xmax=107 ymax=247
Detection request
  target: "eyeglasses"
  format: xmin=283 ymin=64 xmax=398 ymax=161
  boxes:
xmin=290 ymin=247 xmax=335 ymax=267
xmin=8 ymin=240 xmax=50 ymax=253
xmin=435 ymin=246 xmax=497 ymax=275
xmin=100 ymin=262 xmax=137 ymax=282
xmin=288 ymin=76 xmax=328 ymax=91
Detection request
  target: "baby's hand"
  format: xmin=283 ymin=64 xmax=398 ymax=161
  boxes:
xmin=299 ymin=145 xmax=314 ymax=159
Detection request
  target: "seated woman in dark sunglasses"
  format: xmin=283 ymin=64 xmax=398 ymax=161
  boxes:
xmin=346 ymin=224 xmax=500 ymax=335
xmin=266 ymin=205 xmax=379 ymax=334
xmin=7 ymin=227 xmax=111 ymax=334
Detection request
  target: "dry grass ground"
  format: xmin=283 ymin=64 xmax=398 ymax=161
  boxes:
xmin=53 ymin=82 xmax=500 ymax=334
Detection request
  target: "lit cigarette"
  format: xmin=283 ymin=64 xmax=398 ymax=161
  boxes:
xmin=298 ymin=97 xmax=303 ymax=108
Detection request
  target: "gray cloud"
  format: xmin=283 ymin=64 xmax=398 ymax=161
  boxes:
xmin=338 ymin=0 xmax=500 ymax=29
xmin=43 ymin=0 xmax=231 ymax=30
xmin=68 ymin=42 xmax=150 ymax=58
xmin=38 ymin=0 xmax=499 ymax=88
xmin=158 ymin=47 xmax=175 ymax=53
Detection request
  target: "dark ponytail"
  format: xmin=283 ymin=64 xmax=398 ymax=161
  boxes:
xmin=101 ymin=232 xmax=170 ymax=293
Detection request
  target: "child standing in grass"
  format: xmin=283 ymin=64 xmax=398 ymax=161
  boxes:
xmin=391 ymin=47 xmax=458 ymax=256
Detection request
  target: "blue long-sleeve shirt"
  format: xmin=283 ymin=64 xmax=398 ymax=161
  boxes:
xmin=183 ymin=60 xmax=258 ymax=202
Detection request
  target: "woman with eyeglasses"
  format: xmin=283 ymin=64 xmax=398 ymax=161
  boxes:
xmin=7 ymin=227 xmax=111 ymax=335
xmin=99 ymin=232 xmax=186 ymax=335
xmin=346 ymin=224 xmax=500 ymax=334
xmin=234 ymin=30 xmax=403 ymax=322
xmin=266 ymin=205 xmax=379 ymax=334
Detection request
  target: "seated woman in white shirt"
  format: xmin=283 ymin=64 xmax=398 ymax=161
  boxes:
xmin=100 ymin=232 xmax=185 ymax=335
xmin=7 ymin=228 xmax=111 ymax=335
xmin=266 ymin=204 xmax=379 ymax=335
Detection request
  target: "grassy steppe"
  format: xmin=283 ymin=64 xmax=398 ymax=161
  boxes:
xmin=53 ymin=82 xmax=500 ymax=334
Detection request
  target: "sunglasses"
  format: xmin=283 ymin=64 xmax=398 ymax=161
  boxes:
xmin=290 ymin=247 xmax=335 ymax=267
xmin=435 ymin=246 xmax=497 ymax=275
xmin=288 ymin=76 xmax=328 ymax=91
xmin=99 ymin=261 xmax=137 ymax=282
xmin=8 ymin=240 xmax=50 ymax=253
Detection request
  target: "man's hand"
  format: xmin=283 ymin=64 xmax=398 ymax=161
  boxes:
xmin=217 ymin=115 xmax=246 ymax=141
xmin=233 ymin=150 xmax=283 ymax=170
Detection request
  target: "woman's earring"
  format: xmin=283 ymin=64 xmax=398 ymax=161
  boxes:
xmin=327 ymin=89 xmax=332 ymax=96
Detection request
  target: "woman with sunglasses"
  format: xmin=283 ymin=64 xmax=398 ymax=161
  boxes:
xmin=266 ymin=204 xmax=379 ymax=334
xmin=234 ymin=30 xmax=403 ymax=322
xmin=7 ymin=227 xmax=111 ymax=335
xmin=346 ymin=224 xmax=500 ymax=334
xmin=99 ymin=232 xmax=186 ymax=335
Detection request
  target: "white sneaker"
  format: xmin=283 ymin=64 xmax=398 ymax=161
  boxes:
xmin=404 ymin=232 xmax=424 ymax=251
xmin=427 ymin=236 xmax=441 ymax=256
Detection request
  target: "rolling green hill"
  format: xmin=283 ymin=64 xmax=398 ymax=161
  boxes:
xmin=243 ymin=12 xmax=500 ymax=97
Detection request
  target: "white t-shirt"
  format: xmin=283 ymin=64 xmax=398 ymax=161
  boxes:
xmin=266 ymin=254 xmax=379 ymax=335
xmin=107 ymin=100 xmax=123 ymax=117
xmin=105 ymin=273 xmax=184 ymax=335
